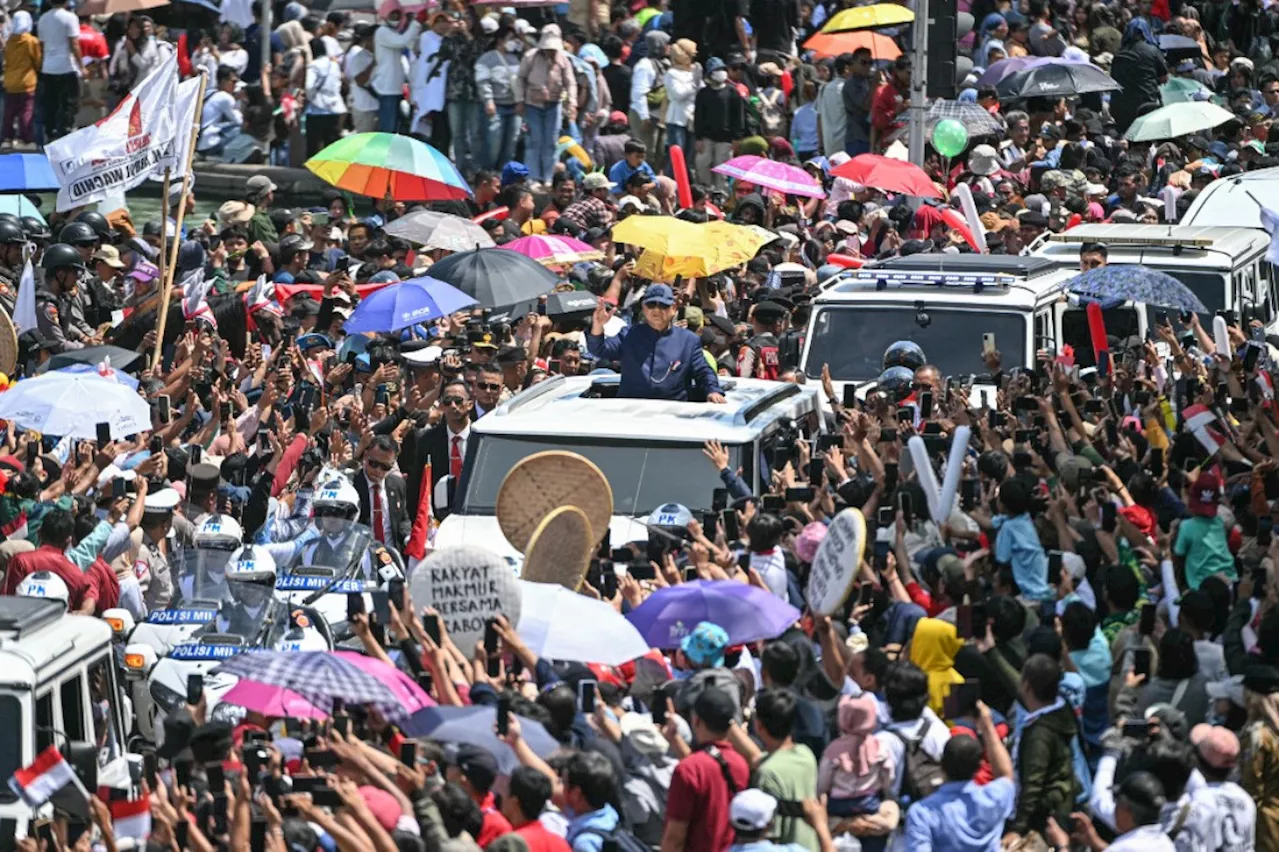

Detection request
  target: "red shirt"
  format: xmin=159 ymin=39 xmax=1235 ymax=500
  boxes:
xmin=86 ymin=556 xmax=119 ymax=615
xmin=78 ymin=25 xmax=109 ymax=60
xmin=514 ymin=820 xmax=571 ymax=852
xmin=4 ymin=545 xmax=91 ymax=610
xmin=666 ymin=742 xmax=751 ymax=852
xmin=476 ymin=792 xmax=514 ymax=848
xmin=870 ymin=80 xmax=908 ymax=134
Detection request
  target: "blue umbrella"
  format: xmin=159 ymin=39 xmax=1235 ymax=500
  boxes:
xmin=625 ymin=579 xmax=801 ymax=648
xmin=0 ymin=154 xmax=58 ymax=192
xmin=401 ymin=706 xmax=559 ymax=774
xmin=1066 ymin=264 xmax=1209 ymax=314
xmin=341 ymin=275 xmax=477 ymax=334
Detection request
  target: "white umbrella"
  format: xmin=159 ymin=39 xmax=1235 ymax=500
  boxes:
xmin=1123 ymin=102 xmax=1235 ymax=142
xmin=0 ymin=372 xmax=152 ymax=440
xmin=516 ymin=580 xmax=650 ymax=666
xmin=385 ymin=210 xmax=495 ymax=252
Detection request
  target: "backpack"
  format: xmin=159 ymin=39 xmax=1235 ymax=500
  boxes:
xmin=888 ymin=719 xmax=946 ymax=803
xmin=578 ymin=824 xmax=655 ymax=852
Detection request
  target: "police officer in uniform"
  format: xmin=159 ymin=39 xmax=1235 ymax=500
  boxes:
xmin=296 ymin=477 xmax=401 ymax=585
xmin=0 ymin=220 xmax=28 ymax=316
xmin=202 ymin=545 xmax=280 ymax=639
xmin=111 ymin=488 xmax=190 ymax=616
xmin=37 ymin=243 xmax=97 ymax=353
xmin=737 ymin=300 xmax=789 ymax=380
xmin=59 ymin=221 xmax=119 ymax=327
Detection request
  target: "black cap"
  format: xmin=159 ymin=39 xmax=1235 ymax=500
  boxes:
xmin=1019 ymin=210 xmax=1049 ymax=228
xmin=752 ymin=300 xmax=789 ymax=322
xmin=453 ymin=743 xmax=499 ymax=792
xmin=269 ymin=208 xmax=297 ymax=230
xmin=1244 ymin=662 xmax=1279 ymax=696
xmin=1185 ymin=134 xmax=1211 ymax=151
xmin=188 ymin=462 xmax=221 ymax=493
xmin=692 ymin=686 xmax=736 ymax=731
xmin=707 ymin=314 xmax=736 ymax=337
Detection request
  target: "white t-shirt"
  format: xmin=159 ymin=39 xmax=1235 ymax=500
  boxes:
xmin=750 ymin=547 xmax=788 ymax=601
xmin=1185 ymin=781 xmax=1257 ymax=852
xmin=1108 ymin=824 xmax=1177 ymax=852
xmin=344 ymin=46 xmax=378 ymax=113
xmin=37 ymin=8 xmax=80 ymax=75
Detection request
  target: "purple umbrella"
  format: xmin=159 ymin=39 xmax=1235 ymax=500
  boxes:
xmin=711 ymin=155 xmax=827 ymax=199
xmin=976 ymin=55 xmax=1087 ymax=87
xmin=625 ymin=580 xmax=801 ymax=648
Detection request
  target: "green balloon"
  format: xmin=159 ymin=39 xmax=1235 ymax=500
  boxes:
xmin=931 ymin=119 xmax=969 ymax=158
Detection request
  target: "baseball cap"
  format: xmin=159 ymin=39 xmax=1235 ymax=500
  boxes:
xmin=680 ymin=621 xmax=730 ymax=668
xmin=452 ymin=743 xmax=499 ymax=791
xmin=93 ymin=245 xmax=125 ymax=269
xmin=1190 ymin=723 xmax=1240 ymax=770
xmin=501 ymin=161 xmax=530 ymax=187
xmin=246 ymin=175 xmax=277 ymax=200
xmin=1188 ymin=472 xmax=1221 ymax=516
xmin=642 ymin=283 xmax=675 ymax=306
xmin=729 ymin=789 xmax=778 ymax=832
xmin=583 ymin=172 xmax=616 ymax=191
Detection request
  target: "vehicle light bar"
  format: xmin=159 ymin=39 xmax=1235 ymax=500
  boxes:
xmin=1046 ymin=232 xmax=1215 ymax=248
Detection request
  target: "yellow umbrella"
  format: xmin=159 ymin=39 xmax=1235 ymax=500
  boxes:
xmin=821 ymin=3 xmax=914 ymax=33
xmin=613 ymin=217 xmax=772 ymax=281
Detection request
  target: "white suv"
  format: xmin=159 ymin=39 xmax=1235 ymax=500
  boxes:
xmin=431 ymin=374 xmax=823 ymax=561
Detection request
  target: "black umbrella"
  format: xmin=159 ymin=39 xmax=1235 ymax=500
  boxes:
xmin=1158 ymin=34 xmax=1204 ymax=62
xmin=425 ymin=248 xmax=559 ymax=309
xmin=41 ymin=345 xmax=145 ymax=373
xmin=996 ymin=61 xmax=1121 ymax=100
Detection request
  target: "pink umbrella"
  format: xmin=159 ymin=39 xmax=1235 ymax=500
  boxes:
xmin=333 ymin=651 xmax=436 ymax=714
xmin=221 ymin=680 xmax=328 ymax=720
xmin=499 ymin=234 xmax=604 ymax=267
xmin=711 ymin=156 xmax=827 ymax=199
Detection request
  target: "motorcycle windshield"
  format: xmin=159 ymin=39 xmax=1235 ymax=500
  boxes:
xmin=175 ymin=547 xmax=236 ymax=607
xmin=194 ymin=591 xmax=285 ymax=645
xmin=287 ymin=520 xmax=376 ymax=577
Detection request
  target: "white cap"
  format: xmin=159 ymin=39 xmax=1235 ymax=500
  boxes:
xmin=729 ymin=789 xmax=777 ymax=831
xmin=1083 ymin=182 xmax=1108 ymax=197
xmin=514 ymin=18 xmax=536 ymax=35
xmin=480 ymin=14 xmax=499 ymax=33
xmin=404 ymin=345 xmax=444 ymax=367
xmin=144 ymin=488 xmax=181 ymax=513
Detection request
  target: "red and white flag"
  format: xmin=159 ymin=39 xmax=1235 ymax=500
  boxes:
xmin=109 ymin=795 xmax=152 ymax=842
xmin=405 ymin=462 xmax=435 ymax=561
xmin=1256 ymin=371 xmax=1274 ymax=403
xmin=8 ymin=745 xmax=88 ymax=810
xmin=1183 ymin=404 xmax=1226 ymax=456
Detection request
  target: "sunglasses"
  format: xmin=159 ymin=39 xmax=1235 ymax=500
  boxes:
xmin=441 ymin=396 xmax=468 ymax=406
xmin=364 ymin=458 xmax=392 ymax=471
xmin=475 ymin=382 xmax=502 ymax=392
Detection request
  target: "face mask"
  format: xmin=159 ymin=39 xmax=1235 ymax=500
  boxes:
xmin=505 ymin=39 xmax=521 ymax=52
xmin=710 ymin=69 xmax=728 ymax=84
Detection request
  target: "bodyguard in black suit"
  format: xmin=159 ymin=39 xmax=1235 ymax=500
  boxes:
xmin=355 ymin=434 xmax=411 ymax=554
xmin=398 ymin=379 xmax=473 ymax=522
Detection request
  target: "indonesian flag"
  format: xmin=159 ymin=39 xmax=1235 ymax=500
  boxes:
xmin=1256 ymin=371 xmax=1275 ymax=403
xmin=109 ymin=795 xmax=152 ymax=842
xmin=404 ymin=462 xmax=434 ymax=561
xmin=243 ymin=275 xmax=283 ymax=323
xmin=8 ymin=745 xmax=90 ymax=813
xmin=1183 ymin=404 xmax=1226 ymax=456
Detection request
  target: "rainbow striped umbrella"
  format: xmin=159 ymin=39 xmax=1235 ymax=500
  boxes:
xmin=500 ymin=235 xmax=604 ymax=267
xmin=305 ymin=133 xmax=471 ymax=202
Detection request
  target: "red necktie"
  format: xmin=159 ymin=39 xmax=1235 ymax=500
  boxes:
xmin=450 ymin=436 xmax=463 ymax=479
xmin=371 ymin=486 xmax=386 ymax=543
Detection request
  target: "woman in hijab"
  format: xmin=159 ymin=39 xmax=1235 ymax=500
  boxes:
xmin=819 ymin=695 xmax=895 ymax=816
xmin=977 ymin=13 xmax=1009 ymax=68
xmin=1108 ymin=18 xmax=1167 ymax=134
xmin=274 ymin=19 xmax=313 ymax=88
xmin=908 ymin=617 xmax=965 ymax=717
xmin=663 ymin=38 xmax=699 ymax=167
xmin=2 ymin=11 xmax=39 ymax=146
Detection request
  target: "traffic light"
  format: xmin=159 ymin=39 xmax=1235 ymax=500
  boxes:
xmin=925 ymin=0 xmax=975 ymax=99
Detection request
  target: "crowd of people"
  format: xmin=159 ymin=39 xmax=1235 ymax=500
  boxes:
xmin=0 ymin=0 xmax=1273 ymax=850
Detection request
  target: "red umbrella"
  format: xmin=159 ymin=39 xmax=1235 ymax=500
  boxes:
xmin=831 ymin=154 xmax=942 ymax=199
xmin=939 ymin=208 xmax=981 ymax=251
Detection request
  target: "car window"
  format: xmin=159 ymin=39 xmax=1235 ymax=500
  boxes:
xmin=0 ymin=695 xmax=20 ymax=803
xmin=60 ymin=674 xmax=85 ymax=743
xmin=462 ymin=435 xmax=745 ymax=515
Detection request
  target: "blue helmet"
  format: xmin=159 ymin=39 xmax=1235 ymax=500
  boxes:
xmin=877 ymin=366 xmax=915 ymax=400
xmin=882 ymin=340 xmax=926 ymax=372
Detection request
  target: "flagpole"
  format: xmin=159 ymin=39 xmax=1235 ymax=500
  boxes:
xmin=151 ymin=71 xmax=208 ymax=370
xmin=154 ymin=165 xmax=171 ymax=350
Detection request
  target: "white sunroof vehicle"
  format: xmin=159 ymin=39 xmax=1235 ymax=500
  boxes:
xmin=432 ymin=373 xmax=824 ymax=562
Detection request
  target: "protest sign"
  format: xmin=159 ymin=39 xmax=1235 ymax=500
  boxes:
xmin=496 ymin=450 xmax=613 ymax=552
xmin=806 ymin=508 xmax=866 ymax=616
xmin=409 ymin=545 xmax=522 ymax=650
xmin=521 ymin=505 xmax=594 ymax=590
